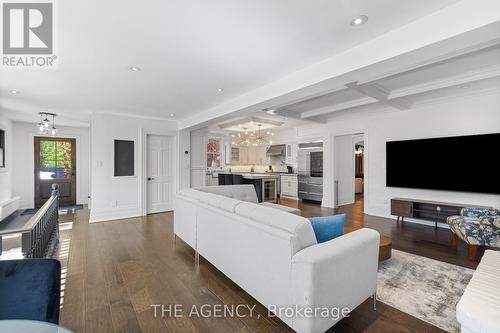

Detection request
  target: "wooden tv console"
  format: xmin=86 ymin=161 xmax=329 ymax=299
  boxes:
xmin=390 ymin=198 xmax=491 ymax=229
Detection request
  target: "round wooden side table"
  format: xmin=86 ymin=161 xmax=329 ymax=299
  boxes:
xmin=379 ymin=235 xmax=393 ymax=261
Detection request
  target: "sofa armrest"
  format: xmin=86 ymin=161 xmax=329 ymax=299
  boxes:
xmin=289 ymin=228 xmax=379 ymax=333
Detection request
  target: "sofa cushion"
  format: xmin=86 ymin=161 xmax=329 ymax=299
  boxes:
xmin=235 ymin=202 xmax=317 ymax=253
xmin=308 ymin=214 xmax=346 ymax=243
xmin=196 ymin=185 xmax=258 ymax=203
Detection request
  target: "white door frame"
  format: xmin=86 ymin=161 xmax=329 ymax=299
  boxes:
xmin=140 ymin=128 xmax=177 ymax=216
xmin=24 ymin=131 xmax=84 ymax=209
xmin=330 ymin=128 xmax=369 ymax=212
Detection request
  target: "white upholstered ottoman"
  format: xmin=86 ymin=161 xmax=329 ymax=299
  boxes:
xmin=456 ymin=249 xmax=500 ymax=333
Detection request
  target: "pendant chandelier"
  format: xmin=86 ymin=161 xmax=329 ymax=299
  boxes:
xmin=231 ymin=124 xmax=274 ymax=146
xmin=37 ymin=112 xmax=57 ymax=136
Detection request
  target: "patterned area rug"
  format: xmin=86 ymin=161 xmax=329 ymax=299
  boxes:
xmin=377 ymin=250 xmax=474 ymax=332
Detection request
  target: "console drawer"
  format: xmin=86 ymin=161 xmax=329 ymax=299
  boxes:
xmin=391 ymin=199 xmax=413 ymax=217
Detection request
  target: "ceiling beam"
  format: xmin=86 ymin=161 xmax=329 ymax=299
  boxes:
xmin=273 ymin=109 xmax=324 ymax=123
xmin=300 ymin=97 xmax=377 ymax=119
xmin=345 ymin=82 xmax=412 ymax=110
xmin=389 ymin=64 xmax=500 ymax=99
xmin=180 ymin=2 xmax=500 ymax=129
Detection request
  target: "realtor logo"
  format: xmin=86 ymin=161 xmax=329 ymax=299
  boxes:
xmin=1 ymin=1 xmax=57 ymax=68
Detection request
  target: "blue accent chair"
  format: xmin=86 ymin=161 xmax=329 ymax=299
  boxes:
xmin=0 ymin=259 xmax=61 ymax=324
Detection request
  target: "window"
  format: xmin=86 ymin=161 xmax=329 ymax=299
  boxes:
xmin=207 ymin=138 xmax=221 ymax=168
xmin=39 ymin=139 xmax=73 ymax=179
xmin=0 ymin=129 xmax=4 ymax=168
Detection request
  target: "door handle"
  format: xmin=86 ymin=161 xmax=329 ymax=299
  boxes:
xmin=148 ymin=177 xmax=155 ymax=181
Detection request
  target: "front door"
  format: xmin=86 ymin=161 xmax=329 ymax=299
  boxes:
xmin=34 ymin=137 xmax=76 ymax=207
xmin=147 ymin=135 xmax=174 ymax=214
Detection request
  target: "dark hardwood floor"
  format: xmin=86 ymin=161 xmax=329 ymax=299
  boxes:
xmin=278 ymin=195 xmax=481 ymax=269
xmin=56 ymin=196 xmax=476 ymax=333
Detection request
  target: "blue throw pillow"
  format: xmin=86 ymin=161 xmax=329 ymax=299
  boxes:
xmin=308 ymin=214 xmax=346 ymax=243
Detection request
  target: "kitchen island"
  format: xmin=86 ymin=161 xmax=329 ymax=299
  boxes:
xmin=217 ymin=173 xmax=280 ymax=202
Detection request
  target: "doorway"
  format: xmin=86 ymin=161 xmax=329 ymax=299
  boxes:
xmin=334 ymin=133 xmax=365 ymax=207
xmin=34 ymin=137 xmax=76 ymax=208
xmin=146 ymin=135 xmax=174 ymax=214
xmin=354 ymin=136 xmax=365 ymax=202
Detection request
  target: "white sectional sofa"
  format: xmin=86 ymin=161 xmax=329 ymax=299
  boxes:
xmin=174 ymin=185 xmax=380 ymax=333
xmin=456 ymin=250 xmax=500 ymax=333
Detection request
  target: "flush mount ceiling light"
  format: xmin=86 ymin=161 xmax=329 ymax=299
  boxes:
xmin=9 ymin=89 xmax=20 ymax=94
xmin=265 ymin=108 xmax=276 ymax=115
xmin=216 ymin=88 xmax=224 ymax=92
xmin=37 ymin=112 xmax=57 ymax=136
xmin=351 ymin=15 xmax=368 ymax=26
xmin=169 ymin=113 xmax=175 ymax=117
xmin=231 ymin=124 xmax=274 ymax=147
xmin=129 ymin=66 xmax=141 ymax=72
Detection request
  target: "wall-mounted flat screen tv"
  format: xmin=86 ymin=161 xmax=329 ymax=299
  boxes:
xmin=386 ymin=133 xmax=500 ymax=194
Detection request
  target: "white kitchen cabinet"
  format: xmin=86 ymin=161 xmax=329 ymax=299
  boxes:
xmin=205 ymin=173 xmax=219 ymax=186
xmin=228 ymin=146 xmax=239 ymax=164
xmin=280 ymin=174 xmax=298 ymax=198
xmin=227 ymin=145 xmax=269 ymax=165
xmin=256 ymin=146 xmax=269 ymax=165
xmin=239 ymin=146 xmax=249 ymax=164
xmin=286 ymin=143 xmax=298 ymax=165
xmin=190 ymin=130 xmax=207 ymax=187
xmin=246 ymin=146 xmax=269 ymax=165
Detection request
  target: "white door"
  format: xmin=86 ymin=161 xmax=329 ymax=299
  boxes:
xmin=147 ymin=135 xmax=174 ymax=214
xmin=334 ymin=134 xmax=358 ymax=206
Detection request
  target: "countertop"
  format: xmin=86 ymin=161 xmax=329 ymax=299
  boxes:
xmin=217 ymin=172 xmax=298 ymax=178
xmin=211 ymin=171 xmax=298 ymax=175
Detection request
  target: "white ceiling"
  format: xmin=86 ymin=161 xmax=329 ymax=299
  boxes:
xmin=0 ymin=0 xmax=461 ymax=125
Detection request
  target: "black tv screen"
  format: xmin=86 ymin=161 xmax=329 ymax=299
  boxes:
xmin=386 ymin=133 xmax=500 ymax=194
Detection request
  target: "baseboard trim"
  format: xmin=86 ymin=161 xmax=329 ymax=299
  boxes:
xmin=89 ymin=207 xmax=141 ymax=223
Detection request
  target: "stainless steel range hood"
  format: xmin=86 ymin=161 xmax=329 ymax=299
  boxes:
xmin=266 ymin=144 xmax=286 ymax=156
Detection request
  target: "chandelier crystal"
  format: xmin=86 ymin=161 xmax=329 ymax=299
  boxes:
xmin=231 ymin=124 xmax=274 ymax=146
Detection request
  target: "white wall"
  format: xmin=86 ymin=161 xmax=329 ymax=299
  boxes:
xmin=325 ymin=90 xmax=500 ymax=225
xmin=178 ymin=129 xmax=191 ymax=190
xmin=246 ymin=90 xmax=500 ymax=227
xmin=11 ymin=121 xmax=90 ymax=209
xmin=0 ymin=112 xmax=13 ymax=203
xmin=90 ymin=113 xmax=177 ymax=223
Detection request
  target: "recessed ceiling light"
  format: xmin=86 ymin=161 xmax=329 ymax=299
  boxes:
xmin=351 ymin=15 xmax=368 ymax=26
xmin=459 ymin=85 xmax=469 ymax=89
xmin=9 ymin=89 xmax=20 ymax=94
xmin=265 ymin=108 xmax=276 ymax=115
xmin=169 ymin=113 xmax=175 ymax=117
xmin=216 ymin=88 xmax=224 ymax=92
xmin=129 ymin=66 xmax=141 ymax=72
